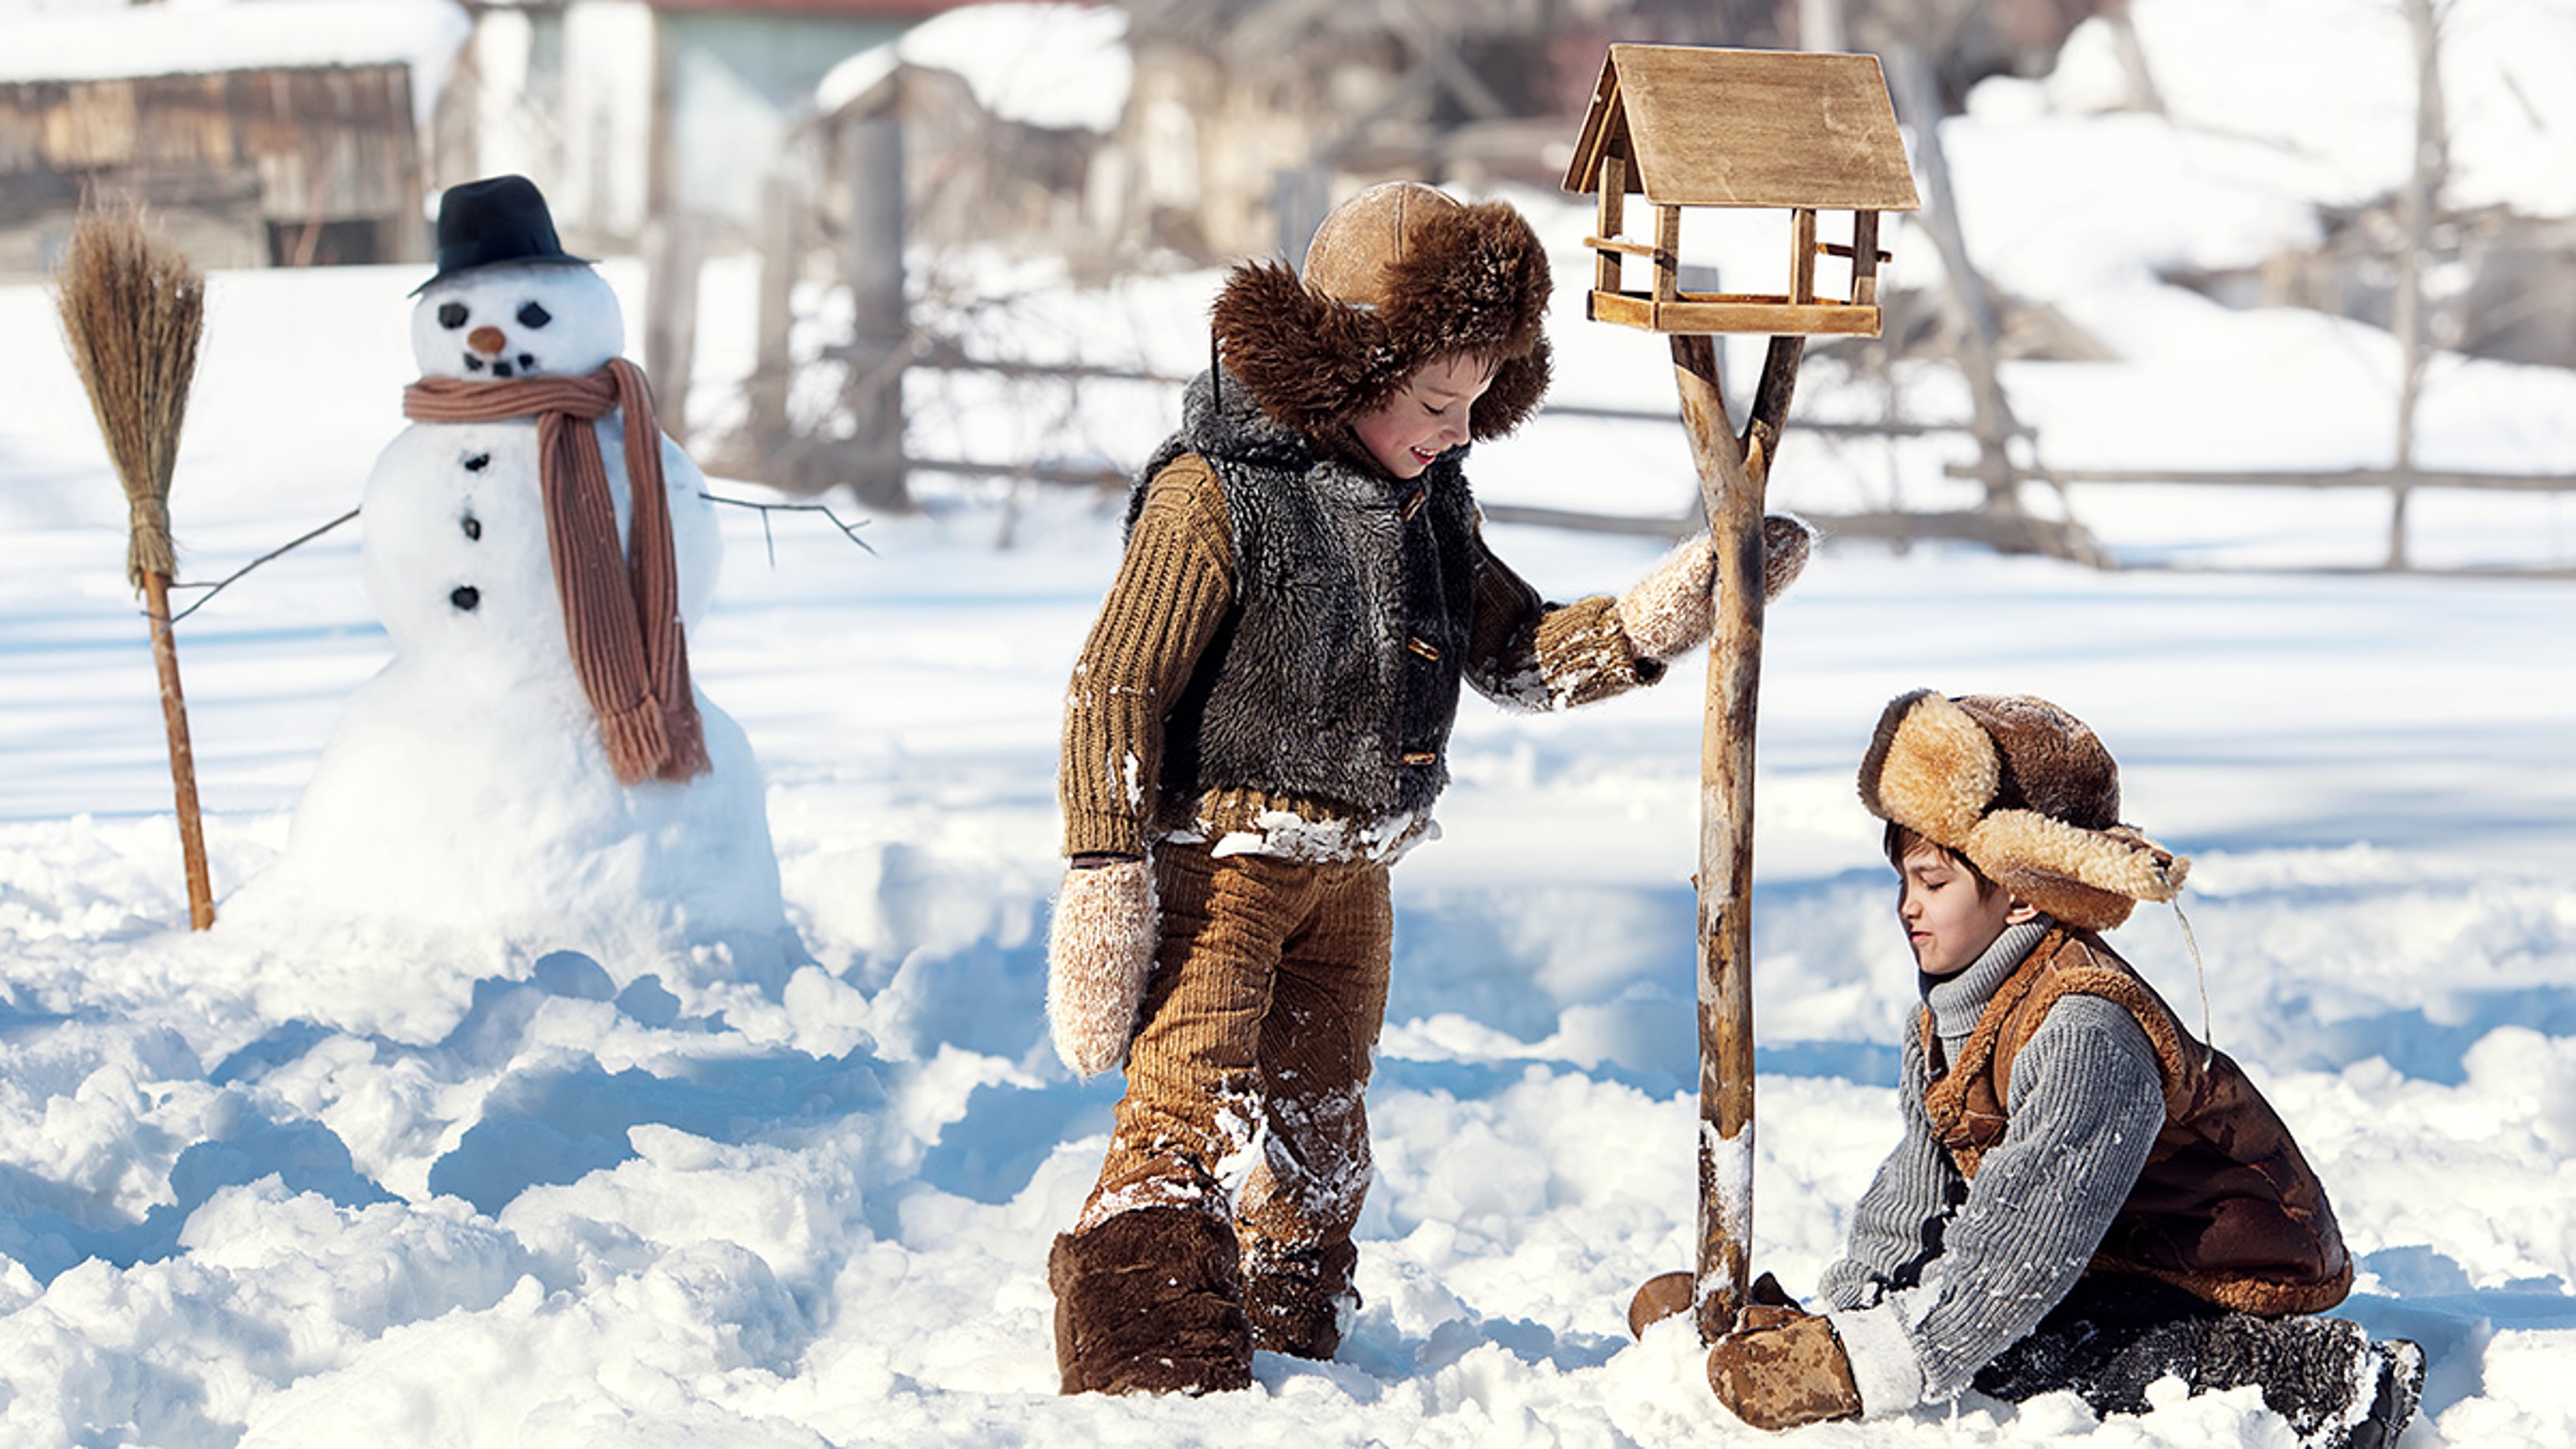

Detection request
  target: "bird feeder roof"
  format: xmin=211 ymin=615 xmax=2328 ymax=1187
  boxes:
xmin=1563 ymin=44 xmax=1920 ymax=212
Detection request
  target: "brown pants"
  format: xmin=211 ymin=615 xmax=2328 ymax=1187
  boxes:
xmin=1077 ymin=843 xmax=1393 ymax=1273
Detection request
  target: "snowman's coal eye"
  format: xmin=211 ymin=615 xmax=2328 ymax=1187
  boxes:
xmin=437 ymin=302 xmax=470 ymax=329
xmin=517 ymin=302 xmax=552 ymax=329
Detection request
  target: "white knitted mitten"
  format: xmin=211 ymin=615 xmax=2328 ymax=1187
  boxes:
xmin=1615 ymin=513 xmax=1819 ymax=660
xmin=1759 ymin=512 xmax=1815 ymax=605
xmin=1046 ymin=859 xmax=1158 ymax=1077
xmin=1615 ymin=534 xmax=1717 ymax=659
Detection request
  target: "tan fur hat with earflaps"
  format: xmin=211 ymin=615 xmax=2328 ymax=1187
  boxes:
xmin=1210 ymin=180 xmax=1552 ymax=443
xmin=1857 ymin=690 xmax=2188 ymax=931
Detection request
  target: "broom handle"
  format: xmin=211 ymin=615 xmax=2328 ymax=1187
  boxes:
xmin=142 ymin=570 xmax=216 ymax=929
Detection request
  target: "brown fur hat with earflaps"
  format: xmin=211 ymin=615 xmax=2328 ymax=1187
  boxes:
xmin=1858 ymin=690 xmax=2188 ymax=931
xmin=1211 ymin=180 xmax=1551 ymax=444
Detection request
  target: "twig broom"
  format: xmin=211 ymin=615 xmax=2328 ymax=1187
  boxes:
xmin=52 ymin=204 xmax=216 ymax=929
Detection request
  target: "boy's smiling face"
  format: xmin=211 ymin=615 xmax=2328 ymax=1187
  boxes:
xmin=1897 ymin=841 xmax=2035 ymax=976
xmin=1351 ymin=352 xmax=1493 ymax=479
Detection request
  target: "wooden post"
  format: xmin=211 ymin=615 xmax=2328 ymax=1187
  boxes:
xmin=1654 ymin=205 xmax=1683 ymax=304
xmin=1593 ymin=150 xmax=1627 ymax=303
xmin=1570 ymin=41 xmax=1919 ymax=1344
xmin=1742 ymin=336 xmax=1805 ymax=486
xmin=142 ymin=572 xmax=215 ymax=930
xmin=1799 ymin=0 xmax=1845 ymax=52
xmin=1849 ymin=210 xmax=1882 ymax=311
xmin=1788 ymin=209 xmax=1817 ymax=305
xmin=643 ymin=212 xmax=704 ymax=441
xmin=748 ymin=171 xmax=800 ymax=472
xmin=1668 ymin=331 xmax=1801 ymax=1339
xmin=2390 ymin=0 xmax=2445 ymax=571
xmin=1884 ymin=45 xmax=2019 ymax=515
xmin=841 ymin=113 xmax=910 ymax=511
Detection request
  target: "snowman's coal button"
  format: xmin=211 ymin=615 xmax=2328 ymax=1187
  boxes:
xmin=463 ymin=452 xmax=490 ymax=472
xmin=462 ymin=513 xmax=482 ymax=541
xmin=451 ymin=585 xmax=480 ymax=612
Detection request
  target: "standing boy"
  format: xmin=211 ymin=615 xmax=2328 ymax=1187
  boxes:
xmin=1703 ymin=690 xmax=2423 ymax=1448
xmin=1043 ymin=182 xmax=1811 ymax=1395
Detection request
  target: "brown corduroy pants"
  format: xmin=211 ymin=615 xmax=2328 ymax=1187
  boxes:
xmin=1077 ymin=843 xmax=1394 ymax=1273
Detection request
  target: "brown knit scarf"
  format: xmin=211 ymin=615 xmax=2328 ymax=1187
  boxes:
xmin=404 ymin=358 xmax=709 ymax=785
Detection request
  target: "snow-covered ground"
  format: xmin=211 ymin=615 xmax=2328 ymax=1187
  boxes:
xmin=6 ymin=1 xmax=2576 ymax=1445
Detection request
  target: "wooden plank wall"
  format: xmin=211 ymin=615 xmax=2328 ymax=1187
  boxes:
xmin=0 ymin=65 xmax=422 ymax=269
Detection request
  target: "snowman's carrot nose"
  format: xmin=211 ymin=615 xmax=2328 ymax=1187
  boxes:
xmin=468 ymin=325 xmax=507 ymax=354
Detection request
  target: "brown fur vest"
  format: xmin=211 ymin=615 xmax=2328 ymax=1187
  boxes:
xmin=1126 ymin=371 xmax=1484 ymax=824
xmin=1921 ymin=928 xmax=2353 ymax=1316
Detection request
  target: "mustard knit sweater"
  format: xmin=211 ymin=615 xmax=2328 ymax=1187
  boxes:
xmin=1060 ymin=454 xmax=1654 ymax=861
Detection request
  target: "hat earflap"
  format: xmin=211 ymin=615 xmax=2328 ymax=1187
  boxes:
xmin=1210 ymin=259 xmax=1409 ymax=435
xmin=1470 ymin=336 xmax=1550 ymax=439
xmin=1962 ymin=810 xmax=2190 ymax=932
xmin=1862 ymin=690 xmax=2000 ymax=846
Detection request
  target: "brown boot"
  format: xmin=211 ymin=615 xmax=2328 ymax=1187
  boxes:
xmin=1051 ymin=1207 xmax=1253 ymax=1395
xmin=1243 ymin=1239 xmax=1358 ymax=1360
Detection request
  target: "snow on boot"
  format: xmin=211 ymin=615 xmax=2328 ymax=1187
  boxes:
xmin=2339 ymin=1338 xmax=2425 ymax=1449
xmin=1976 ymin=1277 xmax=2426 ymax=1447
xmin=1971 ymin=1277 xmax=2210 ymax=1417
xmin=1051 ymin=1206 xmax=1253 ymax=1395
xmin=1243 ymin=1238 xmax=1358 ymax=1360
xmin=2194 ymin=1312 xmax=2423 ymax=1449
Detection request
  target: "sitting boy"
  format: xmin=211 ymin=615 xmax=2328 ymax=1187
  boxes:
xmin=1703 ymin=690 xmax=2422 ymax=1449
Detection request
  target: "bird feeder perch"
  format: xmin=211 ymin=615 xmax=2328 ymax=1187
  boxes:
xmin=1568 ymin=44 xmax=1917 ymax=1346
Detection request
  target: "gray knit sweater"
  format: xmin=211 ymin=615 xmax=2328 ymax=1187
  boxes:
xmin=1818 ymin=918 xmax=2169 ymax=1415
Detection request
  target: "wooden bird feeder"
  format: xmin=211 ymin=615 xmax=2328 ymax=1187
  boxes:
xmin=1564 ymin=44 xmax=1918 ymax=339
xmin=1569 ymin=46 xmax=1917 ymax=1347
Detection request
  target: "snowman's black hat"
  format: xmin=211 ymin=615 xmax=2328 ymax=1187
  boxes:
xmin=411 ymin=174 xmax=592 ymax=295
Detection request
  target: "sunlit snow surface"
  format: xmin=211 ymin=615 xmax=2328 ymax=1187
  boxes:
xmin=5 ymin=1 xmax=2576 ymax=1443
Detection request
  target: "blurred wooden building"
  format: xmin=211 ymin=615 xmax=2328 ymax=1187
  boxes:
xmin=0 ymin=1 xmax=472 ymax=277
xmin=1 ymin=65 xmax=431 ymax=275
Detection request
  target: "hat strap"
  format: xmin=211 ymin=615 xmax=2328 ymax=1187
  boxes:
xmin=2170 ymin=899 xmax=2216 ymax=1068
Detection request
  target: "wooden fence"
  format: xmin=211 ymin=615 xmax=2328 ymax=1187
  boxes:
xmin=881 ymin=352 xmax=2573 ymax=578
xmin=1943 ymin=462 xmax=2576 ymax=579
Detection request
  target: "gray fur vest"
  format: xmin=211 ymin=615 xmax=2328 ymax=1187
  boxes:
xmin=1127 ymin=369 xmax=1483 ymax=821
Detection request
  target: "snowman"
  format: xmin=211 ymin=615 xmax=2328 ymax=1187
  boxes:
xmin=231 ymin=175 xmax=792 ymax=983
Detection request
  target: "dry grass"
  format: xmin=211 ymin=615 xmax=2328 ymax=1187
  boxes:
xmin=52 ymin=204 xmax=207 ymax=589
